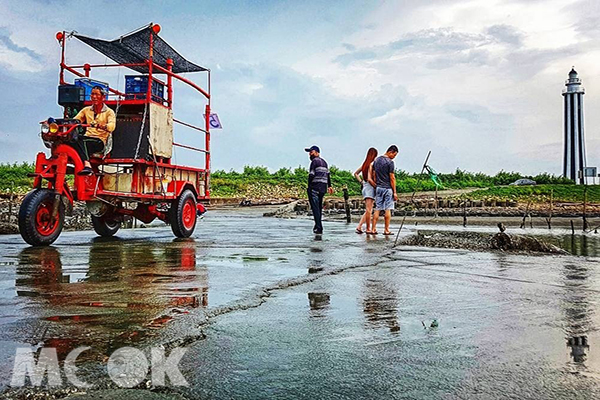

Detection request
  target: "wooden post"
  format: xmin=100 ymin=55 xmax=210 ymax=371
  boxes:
xmin=462 ymin=200 xmax=467 ymax=227
xmin=583 ymin=185 xmax=588 ymax=231
xmin=8 ymin=182 xmax=14 ymax=223
xmin=529 ymin=214 xmax=533 ymax=229
xmin=520 ymin=201 xmax=531 ymax=229
xmin=434 ymin=186 xmax=438 ymax=218
xmin=545 ymin=189 xmax=553 ymax=229
xmin=343 ymin=187 xmax=351 ymax=223
xmin=571 ymin=220 xmax=575 ymax=235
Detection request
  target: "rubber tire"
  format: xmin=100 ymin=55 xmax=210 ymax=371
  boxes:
xmin=169 ymin=190 xmax=197 ymax=238
xmin=18 ymin=189 xmax=64 ymax=246
xmin=91 ymin=214 xmax=121 ymax=237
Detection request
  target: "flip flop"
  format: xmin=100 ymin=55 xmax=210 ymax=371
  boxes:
xmin=383 ymin=231 xmax=393 ymax=236
xmin=78 ymin=167 xmax=94 ymax=176
xmin=355 ymin=229 xmax=364 ymax=234
xmin=369 ymin=231 xmax=378 ymax=235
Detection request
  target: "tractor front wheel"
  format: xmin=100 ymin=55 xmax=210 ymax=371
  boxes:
xmin=18 ymin=189 xmax=64 ymax=246
xmin=169 ymin=190 xmax=197 ymax=238
xmin=91 ymin=214 xmax=121 ymax=237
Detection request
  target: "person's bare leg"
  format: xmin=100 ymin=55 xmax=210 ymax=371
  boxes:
xmin=372 ymin=210 xmax=380 ymax=233
xmin=384 ymin=209 xmax=392 ymax=234
xmin=365 ymin=198 xmax=374 ymax=232
xmin=356 ymin=212 xmax=366 ymax=232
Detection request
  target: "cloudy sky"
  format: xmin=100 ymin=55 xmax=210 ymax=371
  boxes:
xmin=0 ymin=0 xmax=598 ymax=175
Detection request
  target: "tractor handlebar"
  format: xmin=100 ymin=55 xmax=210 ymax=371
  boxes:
xmin=40 ymin=119 xmax=90 ymax=143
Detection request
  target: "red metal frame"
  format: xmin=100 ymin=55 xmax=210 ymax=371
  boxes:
xmin=27 ymin=25 xmax=213 ymax=236
xmin=52 ymin=24 xmax=211 ymax=205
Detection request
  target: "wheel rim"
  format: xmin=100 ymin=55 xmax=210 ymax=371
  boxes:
xmin=182 ymin=199 xmax=196 ymax=230
xmin=105 ymin=218 xmax=119 ymax=229
xmin=35 ymin=199 xmax=59 ymax=236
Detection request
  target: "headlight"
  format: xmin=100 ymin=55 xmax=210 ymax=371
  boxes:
xmin=49 ymin=123 xmax=59 ymax=134
xmin=41 ymin=123 xmax=49 ymax=134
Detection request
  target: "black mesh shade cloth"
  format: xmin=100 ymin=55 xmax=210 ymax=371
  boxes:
xmin=73 ymin=26 xmax=207 ymax=74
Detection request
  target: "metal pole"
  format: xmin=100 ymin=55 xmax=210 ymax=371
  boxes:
xmin=59 ymin=32 xmax=66 ymax=85
xmin=166 ymin=58 xmax=173 ymax=107
xmin=147 ymin=29 xmax=154 ymax=102
xmin=205 ymin=103 xmax=211 ymax=198
xmin=393 ymin=151 xmax=431 ymax=247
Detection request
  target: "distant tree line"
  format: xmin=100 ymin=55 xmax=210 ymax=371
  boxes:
xmin=0 ymin=162 xmax=573 ymax=197
xmin=211 ymin=165 xmax=572 ymax=197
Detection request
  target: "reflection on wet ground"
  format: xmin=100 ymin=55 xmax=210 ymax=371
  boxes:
xmin=178 ymin=245 xmax=600 ymax=399
xmin=362 ymin=278 xmax=400 ymax=333
xmin=1 ymin=211 xmax=600 ymax=398
xmin=0 ymin=209 xmax=377 ymax=391
xmin=559 ymin=234 xmax=600 ymax=257
xmin=7 ymin=239 xmax=207 ymax=362
xmin=308 ymin=292 xmax=330 ymax=315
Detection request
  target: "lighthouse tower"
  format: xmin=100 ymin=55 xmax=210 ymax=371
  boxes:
xmin=562 ymin=67 xmax=587 ymax=184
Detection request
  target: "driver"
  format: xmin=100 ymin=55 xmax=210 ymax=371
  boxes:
xmin=71 ymin=85 xmax=116 ymax=175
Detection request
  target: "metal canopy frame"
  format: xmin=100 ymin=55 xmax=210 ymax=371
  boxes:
xmin=57 ymin=23 xmax=211 ymax=186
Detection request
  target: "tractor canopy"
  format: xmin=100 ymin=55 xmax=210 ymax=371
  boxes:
xmin=73 ymin=25 xmax=208 ymax=74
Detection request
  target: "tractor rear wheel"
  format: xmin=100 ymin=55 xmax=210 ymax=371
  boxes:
xmin=91 ymin=214 xmax=121 ymax=237
xmin=18 ymin=189 xmax=64 ymax=246
xmin=169 ymin=190 xmax=197 ymax=238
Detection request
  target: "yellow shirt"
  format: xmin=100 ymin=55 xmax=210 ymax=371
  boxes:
xmin=74 ymin=104 xmax=116 ymax=144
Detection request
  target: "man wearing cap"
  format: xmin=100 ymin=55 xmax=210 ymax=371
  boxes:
xmin=305 ymin=145 xmax=333 ymax=234
xmin=71 ymin=85 xmax=116 ymax=175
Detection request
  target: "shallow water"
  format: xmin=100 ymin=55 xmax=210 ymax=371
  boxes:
xmin=178 ymin=245 xmax=600 ymax=399
xmin=0 ymin=210 xmax=599 ymax=399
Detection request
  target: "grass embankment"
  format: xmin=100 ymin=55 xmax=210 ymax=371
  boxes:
xmin=2 ymin=163 xmax=584 ymax=201
xmin=467 ymin=185 xmax=600 ymax=203
xmin=199 ymin=167 xmax=574 ymax=199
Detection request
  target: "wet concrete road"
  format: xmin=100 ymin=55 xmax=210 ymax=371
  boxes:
xmin=1 ymin=208 xmax=600 ymax=399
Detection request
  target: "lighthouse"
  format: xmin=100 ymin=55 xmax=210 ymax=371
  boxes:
xmin=562 ymin=67 xmax=587 ymax=184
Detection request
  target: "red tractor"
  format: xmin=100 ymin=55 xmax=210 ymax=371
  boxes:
xmin=19 ymin=24 xmax=211 ymax=246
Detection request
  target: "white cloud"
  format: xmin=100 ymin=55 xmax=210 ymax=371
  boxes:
xmin=1 ymin=0 xmax=599 ymax=177
xmin=0 ymin=44 xmax=44 ymax=72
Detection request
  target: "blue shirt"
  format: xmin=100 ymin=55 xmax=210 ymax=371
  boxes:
xmin=373 ymin=156 xmax=395 ymax=189
xmin=308 ymin=157 xmax=331 ymax=194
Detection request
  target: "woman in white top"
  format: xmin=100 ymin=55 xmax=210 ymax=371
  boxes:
xmin=353 ymin=147 xmax=378 ymax=234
